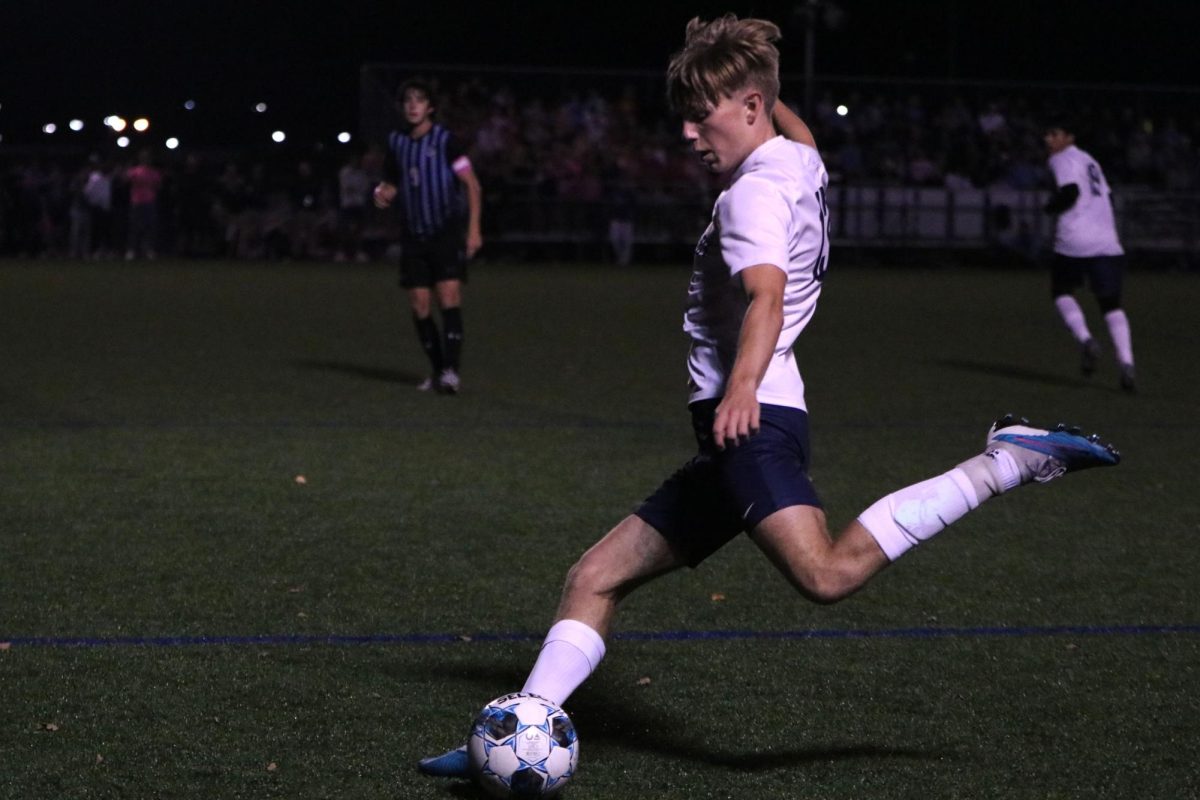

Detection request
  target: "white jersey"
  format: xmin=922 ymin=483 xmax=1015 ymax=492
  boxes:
xmin=684 ymin=135 xmax=830 ymax=410
xmin=1048 ymin=144 xmax=1123 ymax=257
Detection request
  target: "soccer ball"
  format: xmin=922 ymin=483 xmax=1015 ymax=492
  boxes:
xmin=467 ymin=692 xmax=579 ymax=798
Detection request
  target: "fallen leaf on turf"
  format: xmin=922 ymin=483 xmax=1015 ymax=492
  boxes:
xmin=0 ymin=642 xmax=10 ymax=651
xmin=710 ymin=592 xmax=726 ymax=601
xmin=459 ymin=635 xmax=473 ymax=642
xmin=266 ymin=762 xmax=278 ymax=772
xmin=287 ymin=586 xmax=304 ymax=593
xmin=637 ymin=676 xmax=652 ymax=686
xmin=43 ymin=723 xmax=59 ymax=732
xmin=294 ymin=475 xmax=307 ymax=485
xmin=95 ymin=754 xmax=104 ymax=765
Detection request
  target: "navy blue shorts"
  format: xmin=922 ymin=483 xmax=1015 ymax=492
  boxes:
xmin=1051 ymin=253 xmax=1124 ymax=302
xmin=635 ymin=399 xmax=822 ymax=567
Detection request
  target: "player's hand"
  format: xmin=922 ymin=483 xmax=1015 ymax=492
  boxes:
xmin=466 ymin=229 xmax=483 ymax=259
xmin=372 ymin=183 xmax=396 ymax=209
xmin=712 ymin=387 xmax=760 ymax=450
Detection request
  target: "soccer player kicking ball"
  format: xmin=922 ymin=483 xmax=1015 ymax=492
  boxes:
xmin=418 ymin=14 xmax=1120 ymax=779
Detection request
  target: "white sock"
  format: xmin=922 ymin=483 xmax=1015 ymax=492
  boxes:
xmin=858 ymin=468 xmax=980 ymax=562
xmin=1104 ymin=309 xmax=1134 ymax=366
xmin=1054 ymin=295 xmax=1093 ymax=343
xmin=957 ymin=448 xmax=1022 ymax=497
xmin=521 ymin=619 xmax=606 ymax=706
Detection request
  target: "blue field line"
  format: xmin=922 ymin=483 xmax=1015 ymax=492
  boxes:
xmin=4 ymin=623 xmax=1199 ymax=650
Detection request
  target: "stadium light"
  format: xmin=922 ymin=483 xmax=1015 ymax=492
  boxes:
xmin=69 ymin=119 xmax=84 ymax=131
xmin=836 ymin=104 xmax=849 ymax=116
xmin=165 ymin=137 xmax=180 ymax=150
xmin=255 ymin=102 xmax=268 ymax=113
xmin=42 ymin=123 xmax=57 ymax=134
xmin=337 ymin=131 xmax=352 ymax=144
xmin=271 ymin=130 xmax=286 ymax=143
xmin=183 ymin=100 xmax=196 ymax=111
xmin=108 ymin=116 xmax=127 ymax=132
xmin=133 ymin=117 xmax=150 ymax=132
xmin=116 ymin=136 xmax=130 ymax=148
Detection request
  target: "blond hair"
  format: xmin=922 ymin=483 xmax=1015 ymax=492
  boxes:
xmin=666 ymin=14 xmax=781 ymax=119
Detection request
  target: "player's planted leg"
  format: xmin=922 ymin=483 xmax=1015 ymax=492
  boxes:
xmin=417 ymin=516 xmax=675 ymax=780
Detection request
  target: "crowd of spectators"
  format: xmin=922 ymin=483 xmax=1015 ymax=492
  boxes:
xmin=2 ymin=77 xmax=1198 ymax=261
xmin=0 ymin=146 xmax=389 ymax=262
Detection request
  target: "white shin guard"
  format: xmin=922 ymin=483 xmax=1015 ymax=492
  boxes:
xmin=858 ymin=468 xmax=980 ymax=561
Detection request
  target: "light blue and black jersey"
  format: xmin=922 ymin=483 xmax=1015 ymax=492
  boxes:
xmin=385 ymin=123 xmax=466 ymax=240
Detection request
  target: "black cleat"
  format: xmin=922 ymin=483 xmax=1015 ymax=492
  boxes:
xmin=1119 ymin=363 xmax=1136 ymax=393
xmin=1080 ymin=339 xmax=1100 ymax=377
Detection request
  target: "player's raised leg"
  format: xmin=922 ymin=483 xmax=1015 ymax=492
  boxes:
xmin=753 ymin=414 xmax=1120 ymax=594
xmin=749 ymin=503 xmax=887 ymax=603
xmin=857 ymin=413 xmax=1118 ymax=563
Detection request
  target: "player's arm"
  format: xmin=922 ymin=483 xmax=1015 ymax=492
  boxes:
xmin=373 ymin=140 xmax=401 ymax=208
xmin=372 ymin=181 xmax=397 ymax=209
xmin=1044 ymin=183 xmax=1080 ymax=214
xmin=454 ymin=159 xmax=483 ymax=259
xmin=772 ymin=101 xmax=817 ymax=149
xmin=713 ymin=264 xmax=786 ymax=450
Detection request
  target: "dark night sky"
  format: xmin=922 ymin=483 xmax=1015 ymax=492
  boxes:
xmin=2 ymin=1 xmax=1198 ymax=146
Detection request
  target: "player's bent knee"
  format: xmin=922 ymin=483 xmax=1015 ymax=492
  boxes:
xmin=562 ymin=552 xmax=622 ymax=603
xmin=799 ymin=571 xmax=857 ymax=605
xmin=775 ymin=558 xmax=869 ymax=605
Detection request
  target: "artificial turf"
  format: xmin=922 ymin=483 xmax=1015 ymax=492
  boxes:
xmin=1 ymin=257 xmax=1196 ymax=799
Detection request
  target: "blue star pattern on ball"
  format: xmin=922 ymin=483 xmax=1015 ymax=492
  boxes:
xmin=468 ymin=692 xmax=579 ymax=798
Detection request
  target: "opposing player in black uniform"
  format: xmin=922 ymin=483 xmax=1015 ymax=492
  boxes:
xmin=374 ymin=78 xmax=483 ymax=394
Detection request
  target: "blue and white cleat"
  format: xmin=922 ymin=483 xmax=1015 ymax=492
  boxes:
xmin=986 ymin=414 xmax=1120 ymax=484
xmin=416 ymin=744 xmax=469 ymax=778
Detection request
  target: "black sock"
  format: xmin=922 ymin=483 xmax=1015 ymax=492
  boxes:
xmin=441 ymin=306 xmax=463 ymax=371
xmin=413 ymin=314 xmax=443 ymax=373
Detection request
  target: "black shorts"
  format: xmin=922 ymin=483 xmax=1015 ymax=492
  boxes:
xmin=635 ymin=399 xmax=823 ymax=568
xmin=1051 ymin=253 xmax=1124 ymax=300
xmin=399 ymin=225 xmax=467 ymax=288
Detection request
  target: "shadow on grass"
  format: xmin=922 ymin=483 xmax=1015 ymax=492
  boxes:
xmin=292 ymin=358 xmax=424 ymax=385
xmin=930 ymin=357 xmax=1100 ymax=390
xmin=405 ymin=661 xmax=945 ymax=774
xmin=570 ymin=693 xmax=945 ymax=770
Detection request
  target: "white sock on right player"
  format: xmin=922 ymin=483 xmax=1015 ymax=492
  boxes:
xmin=521 ymin=618 xmax=606 ymax=706
xmin=1054 ymin=295 xmax=1093 ymax=343
xmin=1104 ymin=308 xmax=1134 ymax=366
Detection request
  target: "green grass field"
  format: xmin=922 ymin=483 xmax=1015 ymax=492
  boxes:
xmin=1 ymin=257 xmax=1197 ymax=799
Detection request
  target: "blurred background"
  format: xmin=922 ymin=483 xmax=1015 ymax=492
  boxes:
xmin=2 ymin=0 xmax=1198 ymax=265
